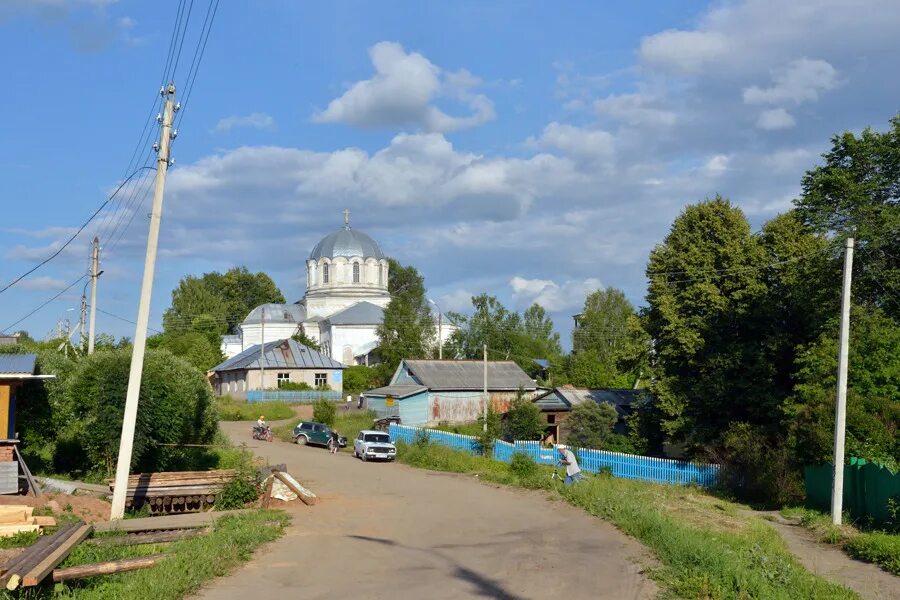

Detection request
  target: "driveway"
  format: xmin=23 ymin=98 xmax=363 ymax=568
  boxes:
xmin=195 ymin=420 xmax=656 ymax=600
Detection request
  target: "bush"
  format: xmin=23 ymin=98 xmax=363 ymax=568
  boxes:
xmin=567 ymin=401 xmax=617 ymax=450
xmin=509 ymin=452 xmax=538 ymax=479
xmin=503 ymin=389 xmax=544 ymax=442
xmin=845 ymin=531 xmax=900 ymax=575
xmin=312 ymin=398 xmax=336 ymax=426
xmin=475 ymin=401 xmax=502 ymax=457
xmin=343 ymin=365 xmax=376 ymax=395
xmin=275 ymin=381 xmax=312 ymax=391
xmin=718 ymin=422 xmax=804 ymax=506
xmin=55 ymin=348 xmax=218 ymax=478
xmin=413 ymin=428 xmax=431 ymax=449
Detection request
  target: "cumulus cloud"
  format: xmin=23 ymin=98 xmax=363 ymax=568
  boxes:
xmin=213 ymin=113 xmax=275 ymax=133
xmin=756 ymin=108 xmax=796 ymax=130
xmin=313 ymin=41 xmax=495 ymax=132
xmin=743 ymin=59 xmax=839 ymax=105
xmin=16 ymin=276 xmax=69 ymax=291
xmin=531 ymin=122 xmax=614 ymax=161
xmin=639 ymin=30 xmax=728 ymax=74
xmin=594 ymin=93 xmax=676 ymax=127
xmin=510 ymin=277 xmax=602 ymax=312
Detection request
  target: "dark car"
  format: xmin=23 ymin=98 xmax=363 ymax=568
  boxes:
xmin=292 ymin=421 xmax=347 ymax=448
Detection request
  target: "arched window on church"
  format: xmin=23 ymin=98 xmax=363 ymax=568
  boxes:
xmin=353 ymin=262 xmax=360 ymax=283
xmin=323 ymin=264 xmax=329 ymax=284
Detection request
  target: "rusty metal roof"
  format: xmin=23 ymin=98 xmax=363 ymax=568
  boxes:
xmin=403 ymin=360 xmax=536 ymax=391
xmin=211 ymin=339 xmax=343 ymax=371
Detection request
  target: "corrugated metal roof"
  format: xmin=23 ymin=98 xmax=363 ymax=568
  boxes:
xmin=533 ymin=389 xmax=571 ymax=412
xmin=364 ymin=385 xmax=427 ymax=398
xmin=541 ymin=388 xmax=651 ymax=416
xmin=324 ymin=302 xmax=384 ymax=326
xmin=0 ymin=354 xmax=37 ymax=375
xmin=241 ymin=303 xmax=306 ymax=326
xmin=211 ymin=339 xmax=343 ymax=371
xmin=403 ymin=360 xmax=536 ymax=391
xmin=309 ymin=227 xmax=385 ymax=260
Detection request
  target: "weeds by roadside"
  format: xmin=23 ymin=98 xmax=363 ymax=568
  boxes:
xmin=396 ymin=441 xmax=859 ymax=600
xmin=216 ymin=398 xmax=294 ymax=421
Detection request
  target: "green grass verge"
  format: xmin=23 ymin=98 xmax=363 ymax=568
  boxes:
xmin=397 ymin=441 xmax=859 ymax=600
xmin=273 ymin=411 xmax=376 ymax=453
xmin=2 ymin=510 xmax=289 ymax=599
xmin=430 ymin=421 xmax=485 ymax=437
xmin=216 ymin=398 xmax=294 ymax=421
xmin=781 ymin=506 xmax=900 ymax=575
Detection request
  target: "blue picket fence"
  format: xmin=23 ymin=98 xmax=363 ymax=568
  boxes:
xmin=246 ymin=390 xmax=343 ymax=403
xmin=388 ymin=424 xmax=719 ymax=488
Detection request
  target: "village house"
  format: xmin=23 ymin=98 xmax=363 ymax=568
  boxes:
xmin=364 ymin=359 xmax=539 ymax=426
xmin=209 ymin=338 xmax=344 ymax=399
xmin=533 ymin=387 xmax=651 ymax=444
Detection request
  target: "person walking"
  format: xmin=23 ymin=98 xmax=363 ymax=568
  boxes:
xmin=329 ymin=429 xmax=340 ymax=454
xmin=345 ymin=395 xmax=353 ymax=411
xmin=557 ymin=445 xmax=584 ymax=486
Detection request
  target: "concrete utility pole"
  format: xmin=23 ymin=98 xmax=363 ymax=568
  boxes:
xmin=110 ymin=83 xmax=177 ymax=520
xmin=78 ymin=289 xmax=87 ymax=352
xmin=831 ymin=237 xmax=854 ymax=526
xmin=482 ymin=343 xmax=488 ymax=432
xmin=88 ymin=237 xmax=100 ymax=354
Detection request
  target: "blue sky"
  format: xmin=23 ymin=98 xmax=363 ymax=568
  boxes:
xmin=1 ymin=0 xmax=899 ymax=345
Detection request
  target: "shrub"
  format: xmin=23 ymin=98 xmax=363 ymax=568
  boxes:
xmin=845 ymin=531 xmax=900 ymax=575
xmin=312 ymin=398 xmax=336 ymax=426
xmin=502 ymin=388 xmax=544 ymax=442
xmin=343 ymin=365 xmax=376 ymax=395
xmin=509 ymin=452 xmax=538 ymax=480
xmin=475 ymin=401 xmax=502 ymax=457
xmin=413 ymin=428 xmax=431 ymax=449
xmin=567 ymin=401 xmax=617 ymax=450
xmin=717 ymin=422 xmax=804 ymax=506
xmin=276 ymin=381 xmax=313 ymax=391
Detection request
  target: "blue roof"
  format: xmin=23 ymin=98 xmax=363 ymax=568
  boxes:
xmin=0 ymin=354 xmax=37 ymax=375
xmin=211 ymin=339 xmax=343 ymax=371
xmin=309 ymin=227 xmax=384 ymax=260
xmin=323 ymin=302 xmax=384 ymax=326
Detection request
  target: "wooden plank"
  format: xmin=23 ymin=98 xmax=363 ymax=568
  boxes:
xmin=0 ymin=511 xmax=27 ymax=524
xmin=0 ymin=506 xmax=34 ymax=517
xmin=261 ymin=476 xmax=274 ymax=509
xmin=52 ymin=554 xmax=166 ymax=582
xmin=21 ymin=524 xmax=93 ymax=587
xmin=273 ymin=471 xmax=318 ymax=506
xmin=13 ymin=445 xmax=40 ymax=497
xmin=85 ymin=528 xmax=206 ymax=547
xmin=94 ymin=509 xmax=251 ymax=533
xmin=2 ymin=523 xmax=79 ymax=588
xmin=32 ymin=516 xmax=56 ymax=527
xmin=0 ymin=525 xmax=39 ymax=538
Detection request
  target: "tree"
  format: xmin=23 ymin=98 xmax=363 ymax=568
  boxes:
xmin=313 ymin=398 xmax=336 ymax=427
xmin=147 ymin=331 xmax=223 ymax=372
xmin=376 ymin=259 xmax=435 ymax=382
xmin=343 ymin=365 xmax=376 ymax=395
xmin=566 ymin=401 xmax=618 ymax=450
xmin=291 ymin=329 xmax=320 ymax=351
xmin=503 ymin=388 xmax=544 ymax=441
xmin=795 ymin=115 xmax=900 ymax=319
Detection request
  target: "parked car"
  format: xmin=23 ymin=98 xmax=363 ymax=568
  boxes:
xmin=292 ymin=421 xmax=347 ymax=448
xmin=353 ymin=430 xmax=397 ymax=462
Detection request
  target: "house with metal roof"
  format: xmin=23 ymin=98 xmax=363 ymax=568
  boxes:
xmin=364 ymin=359 xmax=540 ymax=426
xmin=533 ymin=387 xmax=652 ymax=444
xmin=209 ymin=339 xmax=344 ymax=398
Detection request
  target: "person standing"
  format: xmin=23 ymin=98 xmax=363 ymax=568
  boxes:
xmin=346 ymin=395 xmax=353 ymax=411
xmin=558 ymin=445 xmax=584 ymax=486
xmin=329 ymin=429 xmax=340 ymax=454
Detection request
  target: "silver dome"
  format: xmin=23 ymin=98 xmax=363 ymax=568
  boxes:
xmin=309 ymin=227 xmax=385 ymax=260
xmin=242 ymin=303 xmax=306 ymax=325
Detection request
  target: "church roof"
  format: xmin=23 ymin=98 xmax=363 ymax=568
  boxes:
xmin=309 ymin=226 xmax=384 ymax=261
xmin=242 ymin=303 xmax=306 ymax=326
xmin=211 ymin=338 xmax=343 ymax=371
xmin=322 ymin=301 xmax=384 ymax=326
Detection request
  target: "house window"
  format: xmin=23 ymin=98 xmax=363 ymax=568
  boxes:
xmin=277 ymin=372 xmax=290 ymax=388
xmin=353 ymin=262 xmax=360 ymax=283
xmin=314 ymin=372 xmax=327 ymax=387
xmin=322 ymin=264 xmax=329 ymax=284
xmin=547 ymin=414 xmax=556 ymax=424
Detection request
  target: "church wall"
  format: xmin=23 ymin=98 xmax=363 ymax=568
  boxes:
xmin=328 ymin=325 xmax=381 ymax=365
xmin=239 ymin=322 xmax=300 ymax=350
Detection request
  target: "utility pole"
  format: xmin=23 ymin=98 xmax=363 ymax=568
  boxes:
xmin=482 ymin=343 xmax=488 ymax=432
xmin=88 ymin=237 xmax=100 ymax=354
xmin=110 ymin=83 xmax=177 ymax=520
xmin=831 ymin=237 xmax=854 ymax=526
xmin=78 ymin=289 xmax=87 ymax=352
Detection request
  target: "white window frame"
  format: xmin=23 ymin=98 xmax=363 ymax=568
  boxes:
xmin=277 ymin=372 xmax=290 ymax=388
xmin=314 ymin=372 xmax=327 ymax=387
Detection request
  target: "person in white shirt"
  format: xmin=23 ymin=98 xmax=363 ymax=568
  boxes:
xmin=558 ymin=445 xmax=584 ymax=486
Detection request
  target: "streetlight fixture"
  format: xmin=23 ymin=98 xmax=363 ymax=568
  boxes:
xmin=428 ymin=298 xmax=443 ymax=360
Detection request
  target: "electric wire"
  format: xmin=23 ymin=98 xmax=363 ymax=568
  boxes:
xmin=2 ymin=276 xmax=88 ymax=334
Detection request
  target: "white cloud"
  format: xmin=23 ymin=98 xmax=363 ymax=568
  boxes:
xmin=510 ymin=277 xmax=602 ymax=312
xmin=594 ymin=93 xmax=676 ymax=127
xmin=743 ymin=59 xmax=838 ymax=105
xmin=702 ymin=154 xmax=730 ymax=176
xmin=437 ymin=289 xmax=476 ymax=313
xmin=213 ymin=113 xmax=275 ymax=133
xmin=17 ymin=276 xmax=69 ymax=291
xmin=756 ymin=108 xmax=796 ymax=130
xmin=639 ymin=30 xmax=728 ymax=74
xmin=313 ymin=41 xmax=495 ymax=133
xmin=532 ymin=122 xmax=614 ymax=161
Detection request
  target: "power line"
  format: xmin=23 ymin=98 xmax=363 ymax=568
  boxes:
xmin=170 ymin=0 xmax=196 ymax=82
xmin=1 ymin=276 xmax=88 ymax=334
xmin=175 ymin=0 xmax=221 ymax=127
xmin=94 ymin=308 xmax=163 ymax=334
xmin=645 ymin=247 xmax=830 ymax=284
xmin=0 ymin=166 xmax=154 ymax=297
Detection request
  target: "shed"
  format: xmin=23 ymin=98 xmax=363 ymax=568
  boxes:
xmin=364 ymin=359 xmax=539 ymax=426
xmin=532 ymin=387 xmax=652 ymax=444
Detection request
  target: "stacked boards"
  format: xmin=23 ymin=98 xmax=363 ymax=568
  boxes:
xmin=0 ymin=505 xmax=55 ymax=538
xmin=109 ymin=470 xmax=237 ymax=514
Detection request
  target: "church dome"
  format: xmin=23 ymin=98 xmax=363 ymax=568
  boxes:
xmin=309 ymin=227 xmax=384 ymax=260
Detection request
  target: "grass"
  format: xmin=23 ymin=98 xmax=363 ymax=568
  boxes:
xmin=780 ymin=506 xmax=900 ymax=575
xmin=430 ymin=421 xmax=485 ymax=437
xmin=0 ymin=510 xmax=289 ymax=599
xmin=215 ymin=398 xmax=294 ymax=421
xmin=273 ymin=411 xmax=377 ymax=453
xmin=396 ymin=441 xmax=860 ymax=600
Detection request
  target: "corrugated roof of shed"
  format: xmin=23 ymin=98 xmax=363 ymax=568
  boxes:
xmin=364 ymin=385 xmax=428 ymax=398
xmin=403 ymin=360 xmax=536 ymax=391
xmin=211 ymin=339 xmax=343 ymax=371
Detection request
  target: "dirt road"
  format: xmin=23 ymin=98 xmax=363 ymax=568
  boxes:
xmin=195 ymin=421 xmax=656 ymax=600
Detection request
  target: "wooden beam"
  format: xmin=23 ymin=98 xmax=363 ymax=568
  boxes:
xmin=95 ymin=509 xmax=250 ymax=533
xmin=272 ymin=471 xmax=318 ymax=506
xmin=2 ymin=523 xmax=79 ymax=588
xmin=261 ymin=476 xmax=274 ymax=509
xmin=52 ymin=554 xmax=167 ymax=582
xmin=32 ymin=516 xmax=56 ymax=527
xmin=20 ymin=524 xmax=92 ymax=587
xmin=85 ymin=528 xmax=207 ymax=547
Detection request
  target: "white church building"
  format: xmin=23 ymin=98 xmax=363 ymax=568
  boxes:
xmin=221 ymin=213 xmax=453 ymax=365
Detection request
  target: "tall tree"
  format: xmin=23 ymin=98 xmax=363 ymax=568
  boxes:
xmin=376 ymin=259 xmax=435 ymax=380
xmin=795 ymin=115 xmax=900 ymax=319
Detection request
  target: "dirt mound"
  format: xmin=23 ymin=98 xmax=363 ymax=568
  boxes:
xmin=0 ymin=492 xmax=110 ymax=523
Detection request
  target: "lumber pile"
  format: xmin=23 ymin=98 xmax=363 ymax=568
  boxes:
xmin=0 ymin=505 xmax=56 ymax=538
xmin=1 ymin=522 xmax=92 ymax=589
xmin=108 ymin=470 xmax=237 ymax=514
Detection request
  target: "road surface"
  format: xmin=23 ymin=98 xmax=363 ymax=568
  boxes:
xmin=194 ymin=420 xmax=656 ymax=600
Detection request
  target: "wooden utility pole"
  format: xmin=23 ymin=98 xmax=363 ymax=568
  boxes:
xmin=78 ymin=289 xmax=87 ymax=352
xmin=482 ymin=343 xmax=488 ymax=432
xmin=110 ymin=83 xmax=177 ymax=520
xmin=87 ymin=237 xmax=100 ymax=354
xmin=831 ymin=237 xmax=854 ymax=526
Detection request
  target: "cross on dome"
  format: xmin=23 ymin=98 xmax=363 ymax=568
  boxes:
xmin=344 ymin=208 xmax=350 ymax=229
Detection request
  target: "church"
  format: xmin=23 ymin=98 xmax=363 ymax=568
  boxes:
xmin=221 ymin=211 xmax=450 ymax=365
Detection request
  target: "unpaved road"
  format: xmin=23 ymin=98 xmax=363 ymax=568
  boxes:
xmin=195 ymin=420 xmax=656 ymax=600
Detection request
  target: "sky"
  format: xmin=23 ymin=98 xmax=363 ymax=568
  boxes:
xmin=1 ymin=0 xmax=899 ymax=347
